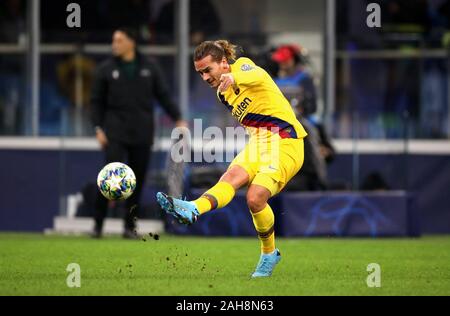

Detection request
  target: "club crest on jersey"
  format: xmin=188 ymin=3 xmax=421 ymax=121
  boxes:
xmin=241 ymin=64 xmax=254 ymax=72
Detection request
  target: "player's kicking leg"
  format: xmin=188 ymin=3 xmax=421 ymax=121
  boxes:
xmin=156 ymin=192 xmax=200 ymax=225
xmin=156 ymin=166 xmax=248 ymax=225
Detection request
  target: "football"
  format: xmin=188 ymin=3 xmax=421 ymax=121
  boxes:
xmin=96 ymin=162 xmax=136 ymax=200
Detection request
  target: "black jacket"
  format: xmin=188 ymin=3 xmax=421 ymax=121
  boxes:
xmin=90 ymin=53 xmax=181 ymax=145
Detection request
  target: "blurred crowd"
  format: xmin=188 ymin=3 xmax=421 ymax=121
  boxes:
xmin=1 ymin=0 xmax=449 ymax=47
xmin=0 ymin=0 xmax=222 ymax=45
xmin=336 ymin=0 xmax=450 ymax=49
xmin=0 ymin=0 xmax=449 ymax=139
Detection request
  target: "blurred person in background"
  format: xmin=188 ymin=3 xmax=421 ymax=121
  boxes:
xmin=285 ymin=102 xmax=335 ymax=191
xmin=271 ymin=45 xmax=318 ymax=116
xmin=57 ymin=54 xmax=96 ymax=135
xmin=90 ymin=27 xmax=186 ymax=238
xmin=272 ymin=44 xmax=335 ymax=191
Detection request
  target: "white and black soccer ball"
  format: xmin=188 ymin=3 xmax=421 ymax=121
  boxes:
xmin=97 ymin=162 xmax=136 ymax=200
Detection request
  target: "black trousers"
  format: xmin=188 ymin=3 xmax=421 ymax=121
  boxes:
xmin=95 ymin=141 xmax=151 ymax=232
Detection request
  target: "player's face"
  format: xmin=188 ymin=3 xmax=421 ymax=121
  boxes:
xmin=194 ymin=55 xmax=229 ymax=89
xmin=112 ymin=31 xmax=135 ymax=57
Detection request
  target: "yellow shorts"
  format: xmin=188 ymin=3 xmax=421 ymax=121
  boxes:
xmin=228 ymin=138 xmax=304 ymax=197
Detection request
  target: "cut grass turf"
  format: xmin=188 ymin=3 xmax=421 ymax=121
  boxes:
xmin=0 ymin=233 xmax=449 ymax=296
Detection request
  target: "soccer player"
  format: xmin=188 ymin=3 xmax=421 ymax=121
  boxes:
xmin=157 ymin=40 xmax=307 ymax=278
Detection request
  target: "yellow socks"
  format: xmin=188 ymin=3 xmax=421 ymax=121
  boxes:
xmin=193 ymin=181 xmax=235 ymax=214
xmin=251 ymin=204 xmax=276 ymax=254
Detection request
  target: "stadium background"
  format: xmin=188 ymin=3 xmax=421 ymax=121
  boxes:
xmin=0 ymin=0 xmax=449 ymax=296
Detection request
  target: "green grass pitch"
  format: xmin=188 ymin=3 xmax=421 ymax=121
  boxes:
xmin=0 ymin=233 xmax=449 ymax=296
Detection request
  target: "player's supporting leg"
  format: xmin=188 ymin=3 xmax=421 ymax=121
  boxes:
xmin=247 ymin=184 xmax=276 ymax=254
xmin=157 ymin=166 xmax=249 ymax=224
xmin=247 ymin=182 xmax=281 ymax=278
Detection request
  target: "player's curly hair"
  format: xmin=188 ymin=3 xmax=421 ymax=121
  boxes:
xmin=194 ymin=40 xmax=239 ymax=63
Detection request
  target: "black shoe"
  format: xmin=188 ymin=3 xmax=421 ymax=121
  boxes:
xmin=122 ymin=229 xmax=139 ymax=239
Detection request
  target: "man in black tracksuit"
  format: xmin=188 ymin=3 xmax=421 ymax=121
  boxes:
xmin=91 ymin=27 xmax=185 ymax=238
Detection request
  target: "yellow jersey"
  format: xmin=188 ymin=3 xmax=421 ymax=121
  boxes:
xmin=217 ymin=57 xmax=307 ymax=141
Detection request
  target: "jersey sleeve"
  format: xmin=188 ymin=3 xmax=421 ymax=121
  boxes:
xmin=232 ymin=58 xmax=265 ymax=87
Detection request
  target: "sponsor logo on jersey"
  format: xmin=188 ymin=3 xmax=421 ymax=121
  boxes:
xmin=232 ymin=97 xmax=252 ymax=120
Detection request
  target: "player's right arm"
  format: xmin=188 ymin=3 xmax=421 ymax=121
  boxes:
xmin=232 ymin=58 xmax=266 ymax=87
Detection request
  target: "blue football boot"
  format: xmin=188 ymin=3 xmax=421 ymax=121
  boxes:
xmin=251 ymin=249 xmax=282 ymax=278
xmin=156 ymin=192 xmax=200 ymax=225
